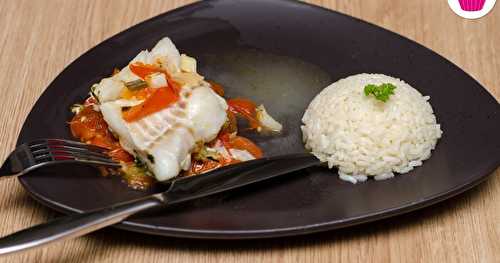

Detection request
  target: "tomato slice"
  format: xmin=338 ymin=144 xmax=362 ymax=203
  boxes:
xmin=129 ymin=62 xmax=182 ymax=94
xmin=122 ymin=86 xmax=179 ymax=122
xmin=217 ymin=133 xmax=263 ymax=159
xmin=228 ymin=136 xmax=263 ymax=158
xmin=188 ymin=159 xmax=222 ymax=176
xmin=129 ymin=63 xmax=160 ymax=79
xmin=88 ymin=136 xmax=115 ymax=149
xmin=167 ymin=78 xmax=182 ymax=94
xmin=70 ymin=106 xmax=133 ymax=163
xmin=227 ymin=98 xmax=260 ymax=129
xmin=108 ymin=148 xmax=134 ymax=163
xmin=70 ymin=107 xmax=109 ymax=142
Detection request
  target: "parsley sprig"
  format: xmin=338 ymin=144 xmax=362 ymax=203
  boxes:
xmin=364 ymin=83 xmax=397 ymax=102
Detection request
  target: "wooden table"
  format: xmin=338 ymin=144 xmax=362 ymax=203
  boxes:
xmin=0 ymin=0 xmax=498 ymax=262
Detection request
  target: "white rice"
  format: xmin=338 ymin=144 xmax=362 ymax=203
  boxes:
xmin=301 ymin=73 xmax=442 ymax=183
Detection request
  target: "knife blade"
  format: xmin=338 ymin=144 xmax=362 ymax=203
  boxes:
xmin=0 ymin=153 xmax=320 ymax=255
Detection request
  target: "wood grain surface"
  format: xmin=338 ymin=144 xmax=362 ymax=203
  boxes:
xmin=0 ymin=0 xmax=498 ymax=262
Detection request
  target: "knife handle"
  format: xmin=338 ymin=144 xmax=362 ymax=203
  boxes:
xmin=0 ymin=195 xmax=165 ymax=255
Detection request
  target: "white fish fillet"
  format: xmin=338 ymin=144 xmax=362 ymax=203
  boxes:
xmin=96 ymin=37 xmax=228 ymax=181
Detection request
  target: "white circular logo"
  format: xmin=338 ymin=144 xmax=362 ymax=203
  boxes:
xmin=448 ymin=0 xmax=496 ymax=19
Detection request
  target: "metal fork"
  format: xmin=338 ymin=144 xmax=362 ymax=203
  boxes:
xmin=0 ymin=139 xmax=120 ymax=179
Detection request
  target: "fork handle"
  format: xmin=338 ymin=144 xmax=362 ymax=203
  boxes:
xmin=0 ymin=195 xmax=165 ymax=255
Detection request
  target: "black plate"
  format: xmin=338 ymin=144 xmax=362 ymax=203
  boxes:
xmin=17 ymin=0 xmax=500 ymax=239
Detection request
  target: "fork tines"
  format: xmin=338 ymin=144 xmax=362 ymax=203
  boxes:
xmin=26 ymin=139 xmax=120 ymax=168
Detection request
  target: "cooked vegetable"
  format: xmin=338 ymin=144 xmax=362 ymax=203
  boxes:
xmin=364 ymin=83 xmax=397 ymax=102
xmin=188 ymin=159 xmax=222 ymax=176
xmin=171 ymin=72 xmax=204 ymax=87
xmin=69 ymin=38 xmax=281 ymax=188
xmin=228 ymin=136 xmax=263 ymax=158
xmin=108 ymin=148 xmax=134 ymax=163
xmin=120 ymin=86 xmax=154 ymax=100
xmin=227 ymin=98 xmax=260 ymax=129
xmin=70 ymin=106 xmax=112 ymax=144
xmin=89 ymin=84 xmax=100 ymax=104
xmin=193 ymin=146 xmax=219 ymax=161
xmin=145 ymin=73 xmax=167 ymax=88
xmin=122 ymin=86 xmax=179 ymax=122
xmin=70 ymin=104 xmax=84 ymax=114
xmin=69 ymin=106 xmax=133 ymax=163
xmin=129 ymin=62 xmax=182 ymax=94
xmin=180 ymin=54 xmax=197 ymax=73
xmin=125 ymin=79 xmax=148 ymax=91
xmin=129 ymin=62 xmax=160 ymax=79
xmin=122 ymin=164 xmax=154 ymax=189
xmin=256 ymin=105 xmax=282 ymax=132
xmin=219 ymin=133 xmax=263 ymax=158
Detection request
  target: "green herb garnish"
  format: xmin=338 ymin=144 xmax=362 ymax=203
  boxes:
xmin=125 ymin=79 xmax=147 ymax=91
xmin=364 ymin=83 xmax=397 ymax=102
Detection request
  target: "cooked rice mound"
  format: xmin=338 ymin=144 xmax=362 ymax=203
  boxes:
xmin=301 ymin=73 xmax=443 ymax=183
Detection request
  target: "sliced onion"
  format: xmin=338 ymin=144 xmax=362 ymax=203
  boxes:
xmin=256 ymin=104 xmax=282 ymax=132
xmin=229 ymin=149 xmax=255 ymax=161
xmin=145 ymin=72 xmax=167 ymax=88
xmin=180 ymin=54 xmax=197 ymax=73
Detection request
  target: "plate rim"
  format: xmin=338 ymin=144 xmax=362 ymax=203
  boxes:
xmin=17 ymin=0 xmax=500 ymax=239
xmin=20 ymin=167 xmax=495 ymax=239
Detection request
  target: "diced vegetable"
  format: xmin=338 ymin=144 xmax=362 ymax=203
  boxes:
xmin=180 ymin=54 xmax=197 ymax=73
xmin=125 ymin=79 xmax=148 ymax=91
xmin=122 ymin=164 xmax=155 ymax=189
xmin=89 ymin=84 xmax=100 ymax=104
xmin=187 ymin=159 xmax=222 ymax=176
xmin=70 ymin=106 xmax=134 ymax=164
xmin=229 ymin=149 xmax=255 ymax=161
xmin=227 ymin=135 xmax=263 ymax=158
xmin=70 ymin=104 xmax=84 ymax=114
xmin=145 ymin=73 xmax=167 ymax=88
xmin=129 ymin=62 xmax=160 ymax=79
xmin=256 ymin=105 xmax=282 ymax=132
xmin=171 ymin=72 xmax=203 ymax=87
xmin=129 ymin=62 xmax=182 ymax=94
xmin=194 ymin=146 xmax=220 ymax=161
xmin=122 ymin=86 xmax=179 ymax=122
xmin=108 ymin=148 xmax=134 ymax=163
xmin=70 ymin=106 xmax=111 ymax=143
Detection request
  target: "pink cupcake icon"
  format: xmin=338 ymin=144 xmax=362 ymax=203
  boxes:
xmin=458 ymin=0 xmax=486 ymax=11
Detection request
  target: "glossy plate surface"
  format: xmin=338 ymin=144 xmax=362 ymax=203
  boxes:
xmin=18 ymin=0 xmax=500 ymax=239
